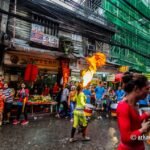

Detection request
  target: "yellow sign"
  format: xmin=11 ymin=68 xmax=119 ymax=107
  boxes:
xmin=4 ymin=53 xmax=59 ymax=70
xmin=119 ymin=66 xmax=129 ymax=73
xmin=143 ymin=73 xmax=150 ymax=80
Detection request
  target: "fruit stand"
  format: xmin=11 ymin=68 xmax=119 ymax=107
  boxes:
xmin=13 ymin=95 xmax=57 ymax=116
xmin=28 ymin=95 xmax=57 ymax=116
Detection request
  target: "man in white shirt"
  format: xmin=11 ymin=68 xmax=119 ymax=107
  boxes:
xmin=60 ymin=85 xmax=69 ymax=117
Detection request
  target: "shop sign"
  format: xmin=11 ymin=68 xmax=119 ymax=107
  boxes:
xmin=30 ymin=24 xmax=44 ymax=44
xmin=106 ymin=74 xmax=115 ymax=81
xmin=4 ymin=53 xmax=59 ymax=70
xmin=43 ymin=34 xmax=59 ymax=48
xmin=30 ymin=24 xmax=59 ymax=48
xmin=119 ymin=66 xmax=129 ymax=73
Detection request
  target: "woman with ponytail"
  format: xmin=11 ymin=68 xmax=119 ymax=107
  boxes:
xmin=69 ymin=84 xmax=90 ymax=142
xmin=117 ymin=73 xmax=150 ymax=150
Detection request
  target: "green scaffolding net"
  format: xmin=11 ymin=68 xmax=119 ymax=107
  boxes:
xmin=101 ymin=0 xmax=150 ymax=72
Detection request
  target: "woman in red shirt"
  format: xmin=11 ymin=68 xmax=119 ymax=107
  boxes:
xmin=117 ymin=73 xmax=150 ymax=150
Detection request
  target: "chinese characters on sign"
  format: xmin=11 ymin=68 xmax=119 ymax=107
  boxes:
xmin=30 ymin=24 xmax=44 ymax=44
xmin=43 ymin=34 xmax=59 ymax=48
xmin=30 ymin=24 xmax=59 ymax=48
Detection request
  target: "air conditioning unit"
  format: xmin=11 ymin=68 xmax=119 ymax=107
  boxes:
xmin=88 ymin=44 xmax=95 ymax=51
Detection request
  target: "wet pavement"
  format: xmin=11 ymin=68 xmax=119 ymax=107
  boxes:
xmin=0 ymin=116 xmax=150 ymax=150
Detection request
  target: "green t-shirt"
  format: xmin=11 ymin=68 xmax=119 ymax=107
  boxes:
xmin=75 ymin=92 xmax=86 ymax=109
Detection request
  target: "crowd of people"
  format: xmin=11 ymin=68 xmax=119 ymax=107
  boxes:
xmin=55 ymin=81 xmax=150 ymax=121
xmin=1 ymin=73 xmax=150 ymax=149
xmin=0 ymin=73 xmax=150 ymax=127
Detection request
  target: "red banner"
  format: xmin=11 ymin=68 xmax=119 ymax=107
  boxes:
xmin=61 ymin=60 xmax=70 ymax=86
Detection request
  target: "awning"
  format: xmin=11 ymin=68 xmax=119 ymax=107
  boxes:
xmin=11 ymin=39 xmax=64 ymax=59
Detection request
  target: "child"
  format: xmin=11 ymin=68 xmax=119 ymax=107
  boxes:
xmin=101 ymin=94 xmax=111 ymax=118
xmin=0 ymin=88 xmax=5 ymax=126
xmin=13 ymin=83 xmax=29 ymax=125
xmin=91 ymin=88 xmax=96 ymax=106
xmin=3 ymin=82 xmax=14 ymax=124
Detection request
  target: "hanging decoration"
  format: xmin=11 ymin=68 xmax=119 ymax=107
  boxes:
xmin=60 ymin=59 xmax=70 ymax=86
xmin=24 ymin=64 xmax=38 ymax=82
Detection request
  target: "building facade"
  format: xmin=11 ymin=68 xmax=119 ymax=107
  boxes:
xmin=0 ymin=0 xmax=118 ymax=85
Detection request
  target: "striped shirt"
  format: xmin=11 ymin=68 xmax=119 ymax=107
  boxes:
xmin=3 ymin=88 xmax=13 ymax=103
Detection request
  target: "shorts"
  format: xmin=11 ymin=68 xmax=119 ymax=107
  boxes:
xmin=73 ymin=110 xmax=87 ymax=128
xmin=4 ymin=103 xmax=13 ymax=113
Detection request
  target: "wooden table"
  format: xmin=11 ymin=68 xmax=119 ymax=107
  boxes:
xmin=13 ymin=101 xmax=58 ymax=116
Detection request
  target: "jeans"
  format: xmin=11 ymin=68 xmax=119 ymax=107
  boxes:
xmin=70 ymin=101 xmax=76 ymax=119
xmin=17 ymin=105 xmax=28 ymax=120
xmin=61 ymin=101 xmax=68 ymax=117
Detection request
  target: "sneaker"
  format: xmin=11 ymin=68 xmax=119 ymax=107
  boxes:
xmin=4 ymin=120 xmax=10 ymax=124
xmin=69 ymin=138 xmax=76 ymax=143
xmin=70 ymin=119 xmax=73 ymax=122
xmin=106 ymin=114 xmax=109 ymax=118
xmin=97 ymin=116 xmax=102 ymax=119
xmin=83 ymin=136 xmax=91 ymax=141
xmin=13 ymin=120 xmax=20 ymax=125
xmin=21 ymin=120 xmax=29 ymax=125
xmin=55 ymin=114 xmax=60 ymax=118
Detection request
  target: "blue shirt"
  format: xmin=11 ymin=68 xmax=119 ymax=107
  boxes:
xmin=138 ymin=95 xmax=150 ymax=105
xmin=147 ymin=94 xmax=150 ymax=103
xmin=83 ymin=89 xmax=91 ymax=104
xmin=95 ymin=86 xmax=105 ymax=101
xmin=138 ymin=99 xmax=148 ymax=105
xmin=115 ymin=90 xmax=125 ymax=101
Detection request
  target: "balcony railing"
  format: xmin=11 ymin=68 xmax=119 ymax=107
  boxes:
xmin=47 ymin=0 xmax=115 ymax=31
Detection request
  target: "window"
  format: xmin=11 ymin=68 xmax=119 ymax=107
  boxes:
xmin=32 ymin=14 xmax=59 ymax=36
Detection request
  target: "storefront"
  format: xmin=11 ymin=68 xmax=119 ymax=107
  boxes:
xmin=3 ymin=50 xmax=60 ymax=84
xmin=2 ymin=49 xmax=62 ymax=116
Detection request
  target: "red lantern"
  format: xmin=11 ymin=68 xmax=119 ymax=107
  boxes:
xmin=31 ymin=65 xmax=38 ymax=81
xmin=24 ymin=64 xmax=32 ymax=81
xmin=24 ymin=64 xmax=38 ymax=82
xmin=115 ymin=73 xmax=123 ymax=82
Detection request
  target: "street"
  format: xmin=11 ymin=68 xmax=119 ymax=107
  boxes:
xmin=0 ymin=116 xmax=150 ymax=150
